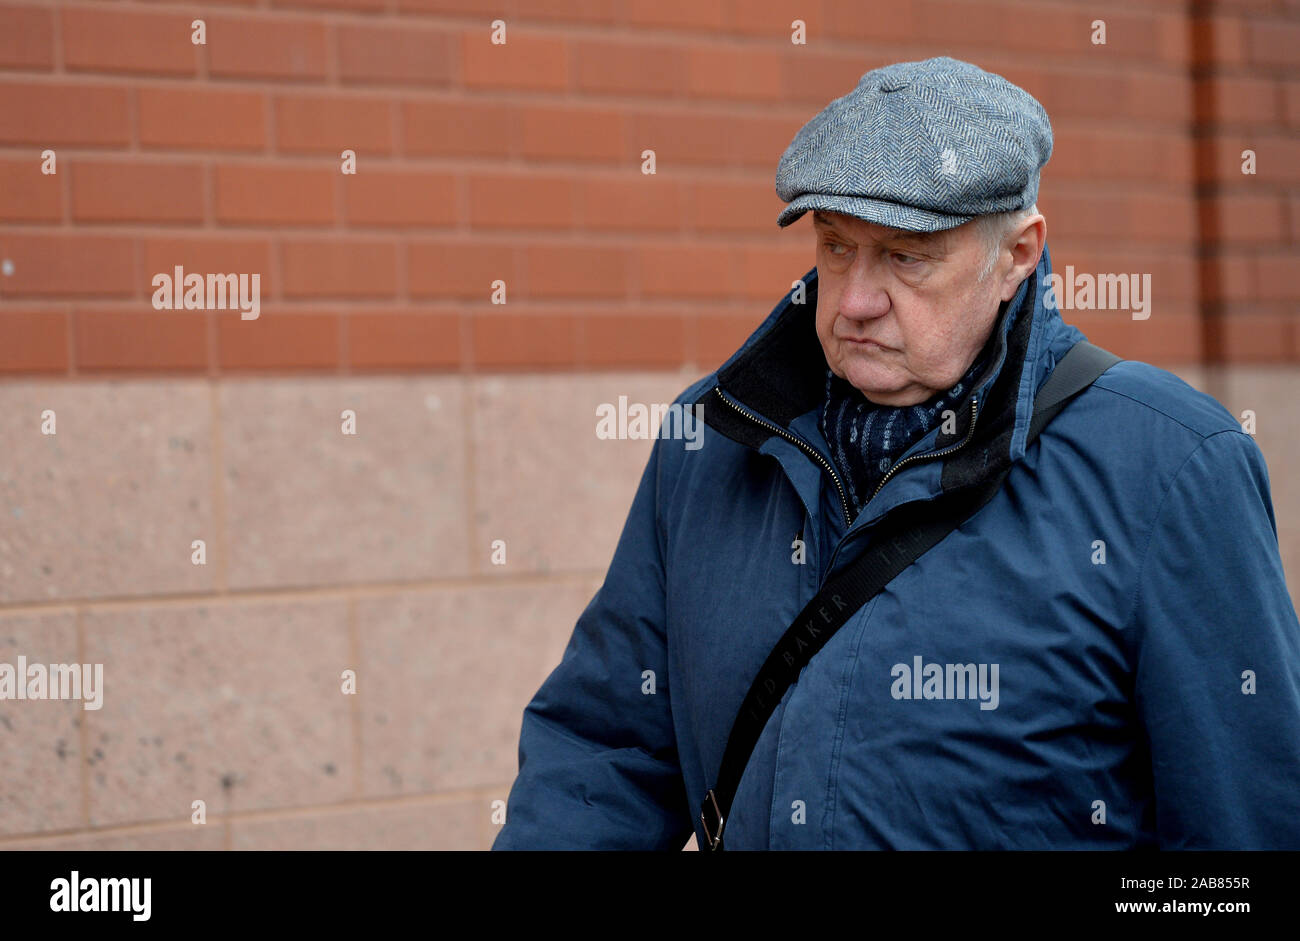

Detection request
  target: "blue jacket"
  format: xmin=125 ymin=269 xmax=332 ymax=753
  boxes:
xmin=494 ymin=245 xmax=1300 ymax=850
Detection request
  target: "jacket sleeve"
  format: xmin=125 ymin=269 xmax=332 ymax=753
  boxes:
xmin=492 ymin=432 xmax=693 ymax=850
xmin=1130 ymin=428 xmax=1300 ymax=848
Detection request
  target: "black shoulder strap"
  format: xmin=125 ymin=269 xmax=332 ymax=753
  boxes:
xmin=700 ymin=340 xmax=1122 ymax=850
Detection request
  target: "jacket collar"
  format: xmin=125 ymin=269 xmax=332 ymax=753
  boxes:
xmin=694 ymin=244 xmax=1075 ymax=498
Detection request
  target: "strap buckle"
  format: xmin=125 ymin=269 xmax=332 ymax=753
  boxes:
xmin=700 ymin=789 xmax=725 ymax=851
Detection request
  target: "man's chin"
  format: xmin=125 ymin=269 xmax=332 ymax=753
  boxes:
xmin=840 ymin=362 xmax=908 ymax=405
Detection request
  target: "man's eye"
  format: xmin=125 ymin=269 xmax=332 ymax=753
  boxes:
xmin=823 ymin=241 xmax=848 ymax=256
xmin=892 ymin=252 xmax=922 ymax=265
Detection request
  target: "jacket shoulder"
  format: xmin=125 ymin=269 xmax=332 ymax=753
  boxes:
xmin=1086 ymin=358 xmax=1242 ymax=441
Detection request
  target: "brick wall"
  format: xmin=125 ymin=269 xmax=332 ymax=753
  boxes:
xmin=0 ymin=0 xmax=1296 ymax=849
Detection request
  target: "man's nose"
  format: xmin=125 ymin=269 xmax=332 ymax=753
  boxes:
xmin=835 ymin=259 xmax=891 ymax=321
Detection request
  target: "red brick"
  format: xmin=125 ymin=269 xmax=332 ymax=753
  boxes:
xmin=214 ymin=164 xmax=335 ymax=226
xmin=273 ymin=0 xmax=387 ymax=10
xmin=139 ymin=87 xmax=267 ymax=152
xmin=1046 ymin=248 xmax=1199 ymax=303
xmin=573 ymin=39 xmax=686 ymax=98
xmin=1200 ymin=135 xmax=1300 ymax=184
xmin=470 ymin=312 xmax=578 ymax=369
xmin=1192 ymin=15 xmax=1247 ymax=67
xmin=1012 ymin=4 xmax=1103 ymax=53
xmin=782 ymin=50 xmax=873 ymax=105
xmin=823 ymin=0 xmax=917 ymax=43
xmin=467 ymin=173 xmax=578 ymax=229
xmin=0 ymin=82 xmax=130 ymax=146
xmin=1040 ymin=191 xmax=1196 ymax=244
xmin=1254 ymin=137 xmax=1300 ymax=184
xmin=638 ymin=244 xmax=734 ymax=297
xmin=280 ymin=239 xmax=397 ymax=298
xmin=1051 ymin=128 xmax=1195 ymax=184
xmin=1158 ymin=11 xmax=1198 ymax=65
xmin=0 ymin=4 xmax=55 ymax=69
xmin=724 ymin=0 xmax=827 ymax=37
xmin=275 ymin=94 xmax=394 ymax=155
xmin=207 ymin=15 xmax=328 ymax=81
xmin=581 ymin=312 xmax=685 ymax=368
xmin=969 ymin=57 xmax=1046 ymax=97
xmin=1114 ymin=195 xmax=1198 ymax=244
xmin=217 ymin=309 xmax=340 ymax=371
xmin=0 ymin=310 xmax=69 ymax=373
xmin=71 ymin=160 xmax=204 ymax=224
xmin=519 ymin=105 xmax=626 ymax=162
xmin=696 ymin=311 xmax=760 ymax=366
xmin=626 ymin=0 xmax=726 ymax=31
xmin=74 ymin=307 xmax=209 ymax=371
xmin=337 ymin=23 xmax=455 ymax=86
xmin=1044 ymin=69 xmax=1192 ymax=123
xmin=1198 ymin=76 xmax=1281 ymax=125
xmin=739 ymin=246 xmax=816 ymax=299
xmin=1283 ymin=81 xmax=1300 ymax=128
xmin=1070 ymin=311 xmax=1202 ymax=365
xmin=396 ymin=0 xmax=490 ymax=12
xmin=347 ymin=310 xmax=460 ymax=369
xmin=0 ymin=233 xmax=135 ymax=297
xmin=1193 ymin=134 xmax=1244 ymax=184
xmin=141 ymin=237 xmax=275 ymax=300
xmin=1037 ymin=192 xmax=1106 ymax=240
xmin=688 ymin=179 xmax=782 ymax=233
xmin=1203 ymin=255 xmax=1255 ymax=305
xmin=408 ymin=240 xmax=518 ymax=299
xmin=687 ymin=44 xmax=784 ymax=102
xmin=520 ymin=243 xmax=629 ymax=298
xmin=343 ymin=170 xmax=457 ymax=228
xmin=0 ymin=158 xmax=62 ymax=221
xmin=1202 ymin=196 xmax=1287 ymax=244
xmin=460 ymin=30 xmax=568 ymax=92
xmin=1023 ymin=8 xmax=1183 ymax=65
xmin=1155 ymin=11 xmax=1194 ymax=67
xmin=1217 ymin=5 xmax=1279 ymax=25
xmin=1246 ymin=18 xmax=1300 ymax=67
xmin=628 ymin=109 xmax=800 ymax=168
xmin=1257 ymin=253 xmax=1300 ymax=301
xmin=582 ymin=177 xmax=683 ymax=231
xmin=61 ymin=7 xmax=197 ymax=76
xmin=402 ymin=99 xmax=516 ymax=158
xmin=1216 ymin=312 xmax=1295 ymax=363
xmin=514 ymin=0 xmax=617 ymax=23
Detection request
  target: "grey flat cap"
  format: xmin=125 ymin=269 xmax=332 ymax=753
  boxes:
xmin=775 ymin=56 xmax=1052 ymax=231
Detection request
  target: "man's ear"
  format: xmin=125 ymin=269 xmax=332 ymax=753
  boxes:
xmin=998 ymin=214 xmax=1046 ymax=301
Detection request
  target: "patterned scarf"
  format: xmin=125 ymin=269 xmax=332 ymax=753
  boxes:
xmin=819 ymin=347 xmax=991 ymax=521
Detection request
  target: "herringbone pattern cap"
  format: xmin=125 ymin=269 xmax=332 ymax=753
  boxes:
xmin=775 ymin=56 xmax=1052 ymax=231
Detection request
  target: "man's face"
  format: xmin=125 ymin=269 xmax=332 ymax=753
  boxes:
xmin=812 ymin=210 xmax=1011 ymax=407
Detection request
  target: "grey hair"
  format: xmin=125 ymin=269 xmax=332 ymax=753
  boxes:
xmin=975 ymin=204 xmax=1039 ymax=281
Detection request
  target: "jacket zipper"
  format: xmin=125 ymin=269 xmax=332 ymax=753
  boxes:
xmin=868 ymin=395 xmax=981 ymax=501
xmin=714 ymin=386 xmax=983 ymax=535
xmin=820 ymin=395 xmax=983 ymax=582
xmin=713 ymin=386 xmax=853 ymax=527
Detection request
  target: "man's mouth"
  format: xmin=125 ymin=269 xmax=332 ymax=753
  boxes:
xmin=843 ymin=337 xmax=892 ymax=350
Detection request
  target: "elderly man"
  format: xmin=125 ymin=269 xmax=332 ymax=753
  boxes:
xmin=493 ymin=57 xmax=1300 ymax=850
